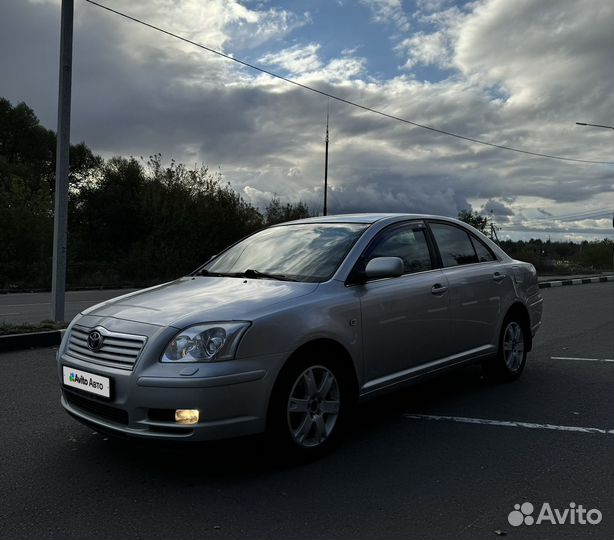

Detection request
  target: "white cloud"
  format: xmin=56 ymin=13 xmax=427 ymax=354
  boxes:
xmin=260 ymin=44 xmax=322 ymax=74
xmin=229 ymin=8 xmax=312 ymax=49
xmin=360 ymin=0 xmax=411 ymax=32
xmin=395 ymin=5 xmax=466 ymax=70
xmin=454 ymin=0 xmax=613 ymax=115
xmin=397 ymin=31 xmax=450 ymax=69
xmin=297 ymin=56 xmax=367 ymax=83
xmin=126 ymin=0 xmax=309 ymax=50
xmin=416 ymin=0 xmax=451 ymax=12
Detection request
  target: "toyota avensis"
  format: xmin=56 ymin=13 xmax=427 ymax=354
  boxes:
xmin=58 ymin=214 xmax=543 ymax=457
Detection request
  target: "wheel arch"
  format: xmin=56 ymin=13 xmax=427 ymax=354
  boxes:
xmin=503 ymin=302 xmax=533 ymax=352
xmin=266 ymin=338 xmax=359 ymax=424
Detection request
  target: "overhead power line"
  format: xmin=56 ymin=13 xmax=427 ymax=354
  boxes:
xmin=530 ymin=208 xmax=612 ymax=221
xmin=84 ymin=0 xmax=613 ymax=166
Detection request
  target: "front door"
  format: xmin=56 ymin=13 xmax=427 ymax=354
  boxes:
xmin=356 ymin=222 xmax=452 ymax=387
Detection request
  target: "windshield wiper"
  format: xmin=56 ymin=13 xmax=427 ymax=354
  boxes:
xmin=243 ymin=269 xmax=298 ymax=282
xmin=197 ymin=269 xmax=238 ymax=277
xmin=198 ymin=268 xmax=298 ymax=281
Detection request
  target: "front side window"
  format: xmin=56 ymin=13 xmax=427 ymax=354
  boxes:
xmin=366 ymin=224 xmax=433 ymax=274
xmin=430 ymin=223 xmax=478 ymax=267
xmin=204 ymin=223 xmax=368 ymax=282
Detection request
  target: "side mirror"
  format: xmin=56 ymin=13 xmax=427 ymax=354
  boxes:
xmin=364 ymin=257 xmax=404 ymax=280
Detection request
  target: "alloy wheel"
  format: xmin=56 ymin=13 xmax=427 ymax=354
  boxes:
xmin=503 ymin=321 xmax=525 ymax=372
xmin=286 ymin=365 xmax=340 ymax=448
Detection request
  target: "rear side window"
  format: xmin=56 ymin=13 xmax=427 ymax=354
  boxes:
xmin=471 ymin=236 xmax=496 ymax=262
xmin=430 ymin=223 xmax=478 ymax=267
xmin=366 ymin=224 xmax=433 ymax=274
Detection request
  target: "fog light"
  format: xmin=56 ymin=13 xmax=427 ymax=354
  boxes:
xmin=175 ymin=409 xmax=199 ymax=425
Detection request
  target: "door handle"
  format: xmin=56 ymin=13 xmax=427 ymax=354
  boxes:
xmin=431 ymin=283 xmax=448 ymax=294
xmin=493 ymin=272 xmax=506 ymax=282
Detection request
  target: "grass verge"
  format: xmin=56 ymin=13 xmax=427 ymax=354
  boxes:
xmin=0 ymin=320 xmax=67 ymax=336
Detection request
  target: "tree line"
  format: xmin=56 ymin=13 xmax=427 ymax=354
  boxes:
xmin=1 ymin=98 xmax=611 ymax=290
xmin=458 ymin=210 xmax=612 ymax=273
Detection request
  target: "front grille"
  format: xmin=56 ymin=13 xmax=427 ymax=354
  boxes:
xmin=64 ymin=391 xmax=129 ymax=425
xmin=66 ymin=325 xmax=146 ymax=371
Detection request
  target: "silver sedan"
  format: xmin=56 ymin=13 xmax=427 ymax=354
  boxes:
xmin=58 ymin=214 xmax=543 ymax=457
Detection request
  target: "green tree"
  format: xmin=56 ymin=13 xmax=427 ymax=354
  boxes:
xmin=69 ymin=155 xmax=270 ymax=285
xmin=578 ymin=239 xmax=613 ymax=271
xmin=457 ymin=209 xmax=489 ymax=233
xmin=264 ymin=196 xmax=311 ymax=226
xmin=0 ymin=98 xmax=102 ymax=288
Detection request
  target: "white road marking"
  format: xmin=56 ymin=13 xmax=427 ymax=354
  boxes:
xmin=403 ymin=414 xmax=614 ymax=435
xmin=551 ymin=356 xmax=614 ymax=363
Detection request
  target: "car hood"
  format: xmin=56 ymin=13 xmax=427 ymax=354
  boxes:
xmin=81 ymin=276 xmax=320 ymax=327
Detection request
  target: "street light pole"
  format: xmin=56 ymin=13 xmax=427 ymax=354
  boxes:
xmin=323 ymin=105 xmax=329 ymax=216
xmin=575 ymin=122 xmax=614 ymax=131
xmin=51 ymin=0 xmax=74 ymax=321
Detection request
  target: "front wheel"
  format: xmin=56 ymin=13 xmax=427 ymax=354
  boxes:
xmin=484 ymin=316 xmax=528 ymax=382
xmin=268 ymin=356 xmax=350 ymax=460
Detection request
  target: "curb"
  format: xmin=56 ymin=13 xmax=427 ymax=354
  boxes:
xmin=539 ymin=275 xmax=614 ymax=289
xmin=0 ymin=330 xmax=65 ymax=353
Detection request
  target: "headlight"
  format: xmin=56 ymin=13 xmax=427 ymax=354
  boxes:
xmin=161 ymin=322 xmax=250 ymax=363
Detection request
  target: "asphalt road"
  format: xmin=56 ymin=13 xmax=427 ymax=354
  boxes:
xmin=0 ymin=283 xmax=612 ymax=540
xmin=0 ymin=289 xmax=138 ymax=324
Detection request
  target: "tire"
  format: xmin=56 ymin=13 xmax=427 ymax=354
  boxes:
xmin=267 ymin=352 xmax=352 ymax=461
xmin=484 ymin=314 xmax=528 ymax=382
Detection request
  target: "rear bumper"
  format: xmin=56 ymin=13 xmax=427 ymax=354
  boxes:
xmin=527 ymin=292 xmax=544 ymax=336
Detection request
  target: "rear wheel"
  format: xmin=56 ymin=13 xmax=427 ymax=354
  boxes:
xmin=268 ymin=354 xmax=351 ymax=460
xmin=484 ymin=315 xmax=528 ymax=382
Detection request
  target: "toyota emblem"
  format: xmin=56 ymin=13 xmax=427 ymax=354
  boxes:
xmin=87 ymin=330 xmax=104 ymax=351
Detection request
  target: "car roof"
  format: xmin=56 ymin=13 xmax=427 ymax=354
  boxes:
xmin=279 ymin=213 xmax=449 ymax=225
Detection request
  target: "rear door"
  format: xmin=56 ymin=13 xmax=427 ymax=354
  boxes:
xmin=427 ymin=221 xmax=509 ymax=356
xmin=355 ymin=221 xmax=452 ymax=386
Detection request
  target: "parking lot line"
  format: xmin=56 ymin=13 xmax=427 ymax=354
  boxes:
xmin=403 ymin=414 xmax=614 ymax=435
xmin=550 ymin=356 xmax=614 ymax=363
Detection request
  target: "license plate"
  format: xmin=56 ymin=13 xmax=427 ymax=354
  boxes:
xmin=62 ymin=366 xmax=111 ymax=399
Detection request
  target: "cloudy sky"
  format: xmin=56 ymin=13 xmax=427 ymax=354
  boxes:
xmin=1 ymin=0 xmax=613 ymax=240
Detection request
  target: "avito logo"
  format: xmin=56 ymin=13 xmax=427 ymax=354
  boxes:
xmin=69 ymin=373 xmax=89 ymax=386
xmin=508 ymin=502 xmax=602 ymax=527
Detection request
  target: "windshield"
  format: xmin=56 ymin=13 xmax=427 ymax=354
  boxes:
xmin=203 ymin=223 xmax=369 ymax=282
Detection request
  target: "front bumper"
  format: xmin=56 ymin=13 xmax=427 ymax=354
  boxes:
xmin=59 ymin=352 xmax=283 ymax=442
